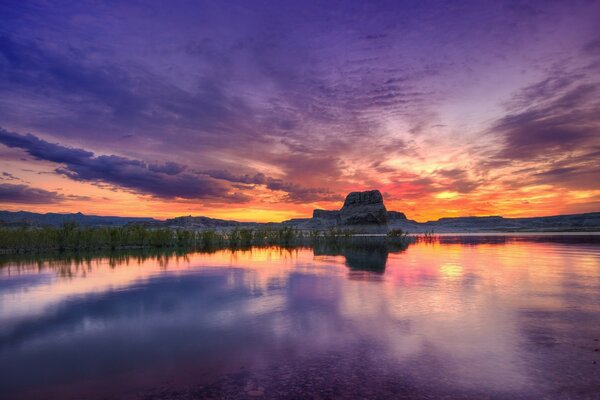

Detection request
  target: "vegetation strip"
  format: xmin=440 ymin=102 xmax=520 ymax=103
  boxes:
xmin=0 ymin=224 xmax=414 ymax=253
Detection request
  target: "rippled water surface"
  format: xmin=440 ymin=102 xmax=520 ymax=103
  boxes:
xmin=1 ymin=236 xmax=600 ymax=399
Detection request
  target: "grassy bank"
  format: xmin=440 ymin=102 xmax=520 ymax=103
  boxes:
xmin=0 ymin=224 xmax=414 ymax=254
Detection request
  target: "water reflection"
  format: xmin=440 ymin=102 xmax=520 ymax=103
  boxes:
xmin=314 ymin=240 xmax=410 ymax=273
xmin=0 ymin=236 xmax=599 ymax=399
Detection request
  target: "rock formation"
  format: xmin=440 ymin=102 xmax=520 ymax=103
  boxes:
xmin=387 ymin=211 xmax=407 ymax=221
xmin=312 ymin=209 xmax=341 ymax=222
xmin=339 ymin=190 xmax=388 ymax=226
xmin=296 ymin=190 xmax=390 ymax=232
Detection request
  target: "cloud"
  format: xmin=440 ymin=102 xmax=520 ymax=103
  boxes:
xmin=148 ymin=162 xmax=187 ymax=176
xmin=433 ymin=168 xmax=481 ymax=194
xmin=0 ymin=128 xmax=342 ymax=204
xmin=584 ymin=38 xmax=600 ymax=55
xmin=0 ymin=34 xmax=257 ymax=153
xmin=1 ymin=172 xmax=18 ymax=181
xmin=0 ymin=183 xmax=65 ymax=204
xmin=485 ymin=67 xmax=600 ymax=193
xmin=0 ymin=128 xmax=243 ymax=201
xmin=203 ymin=170 xmax=267 ymax=185
xmin=0 ymin=8 xmax=446 ymax=189
xmin=203 ymin=170 xmax=342 ymax=203
xmin=2 ymin=0 xmax=600 ymax=216
xmin=492 ymin=83 xmax=600 ymax=160
xmin=0 ymin=130 xmax=94 ymax=164
xmin=530 ymin=151 xmax=600 ymax=190
xmin=264 ymin=179 xmax=343 ymax=203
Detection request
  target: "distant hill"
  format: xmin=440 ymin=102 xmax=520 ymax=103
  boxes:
xmin=163 ymin=215 xmax=272 ymax=229
xmin=0 ymin=211 xmax=158 ymax=227
xmin=387 ymin=212 xmax=600 ymax=233
xmin=2 ymin=190 xmax=600 ymax=233
xmin=0 ymin=211 xmax=271 ymax=229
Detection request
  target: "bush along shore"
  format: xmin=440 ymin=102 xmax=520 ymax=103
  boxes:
xmin=0 ymin=223 xmax=415 ymax=254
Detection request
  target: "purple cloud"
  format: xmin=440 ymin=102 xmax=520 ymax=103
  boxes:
xmin=485 ymin=63 xmax=600 ymax=192
xmin=202 ymin=170 xmax=342 ymax=202
xmin=493 ymin=83 xmax=600 ymax=160
xmin=0 ymin=128 xmax=242 ymax=201
xmin=0 ymin=183 xmax=65 ymax=204
xmin=1 ymin=172 xmax=18 ymax=181
xmin=1 ymin=0 xmax=600 ymax=213
xmin=0 ymin=128 xmax=344 ymax=203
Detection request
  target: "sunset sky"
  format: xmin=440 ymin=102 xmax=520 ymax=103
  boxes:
xmin=1 ymin=0 xmax=600 ymax=222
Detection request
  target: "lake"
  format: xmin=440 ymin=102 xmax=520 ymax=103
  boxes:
xmin=1 ymin=236 xmax=599 ymax=399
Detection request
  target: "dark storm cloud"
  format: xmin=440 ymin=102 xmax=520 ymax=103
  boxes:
xmin=0 ymin=128 xmax=241 ymax=201
xmin=0 ymin=183 xmax=65 ymax=204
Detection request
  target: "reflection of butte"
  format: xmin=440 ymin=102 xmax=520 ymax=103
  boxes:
xmin=313 ymin=240 xmax=411 ymax=274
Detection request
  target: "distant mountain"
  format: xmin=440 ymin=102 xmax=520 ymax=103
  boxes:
xmin=0 ymin=211 xmax=158 ymax=227
xmin=2 ymin=189 xmax=600 ymax=233
xmin=0 ymin=211 xmax=270 ymax=229
xmin=388 ymin=212 xmax=600 ymax=233
xmin=287 ymin=210 xmax=600 ymax=233
xmin=163 ymin=215 xmax=272 ymax=229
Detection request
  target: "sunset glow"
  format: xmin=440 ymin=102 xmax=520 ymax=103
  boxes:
xmin=1 ymin=1 xmax=600 ymax=221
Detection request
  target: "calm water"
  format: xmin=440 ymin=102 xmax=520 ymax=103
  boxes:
xmin=1 ymin=236 xmax=600 ymax=399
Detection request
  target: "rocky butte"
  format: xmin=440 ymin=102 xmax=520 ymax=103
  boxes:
xmin=290 ymin=189 xmax=394 ymax=233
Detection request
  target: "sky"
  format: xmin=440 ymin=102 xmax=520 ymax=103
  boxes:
xmin=1 ymin=0 xmax=600 ymax=222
